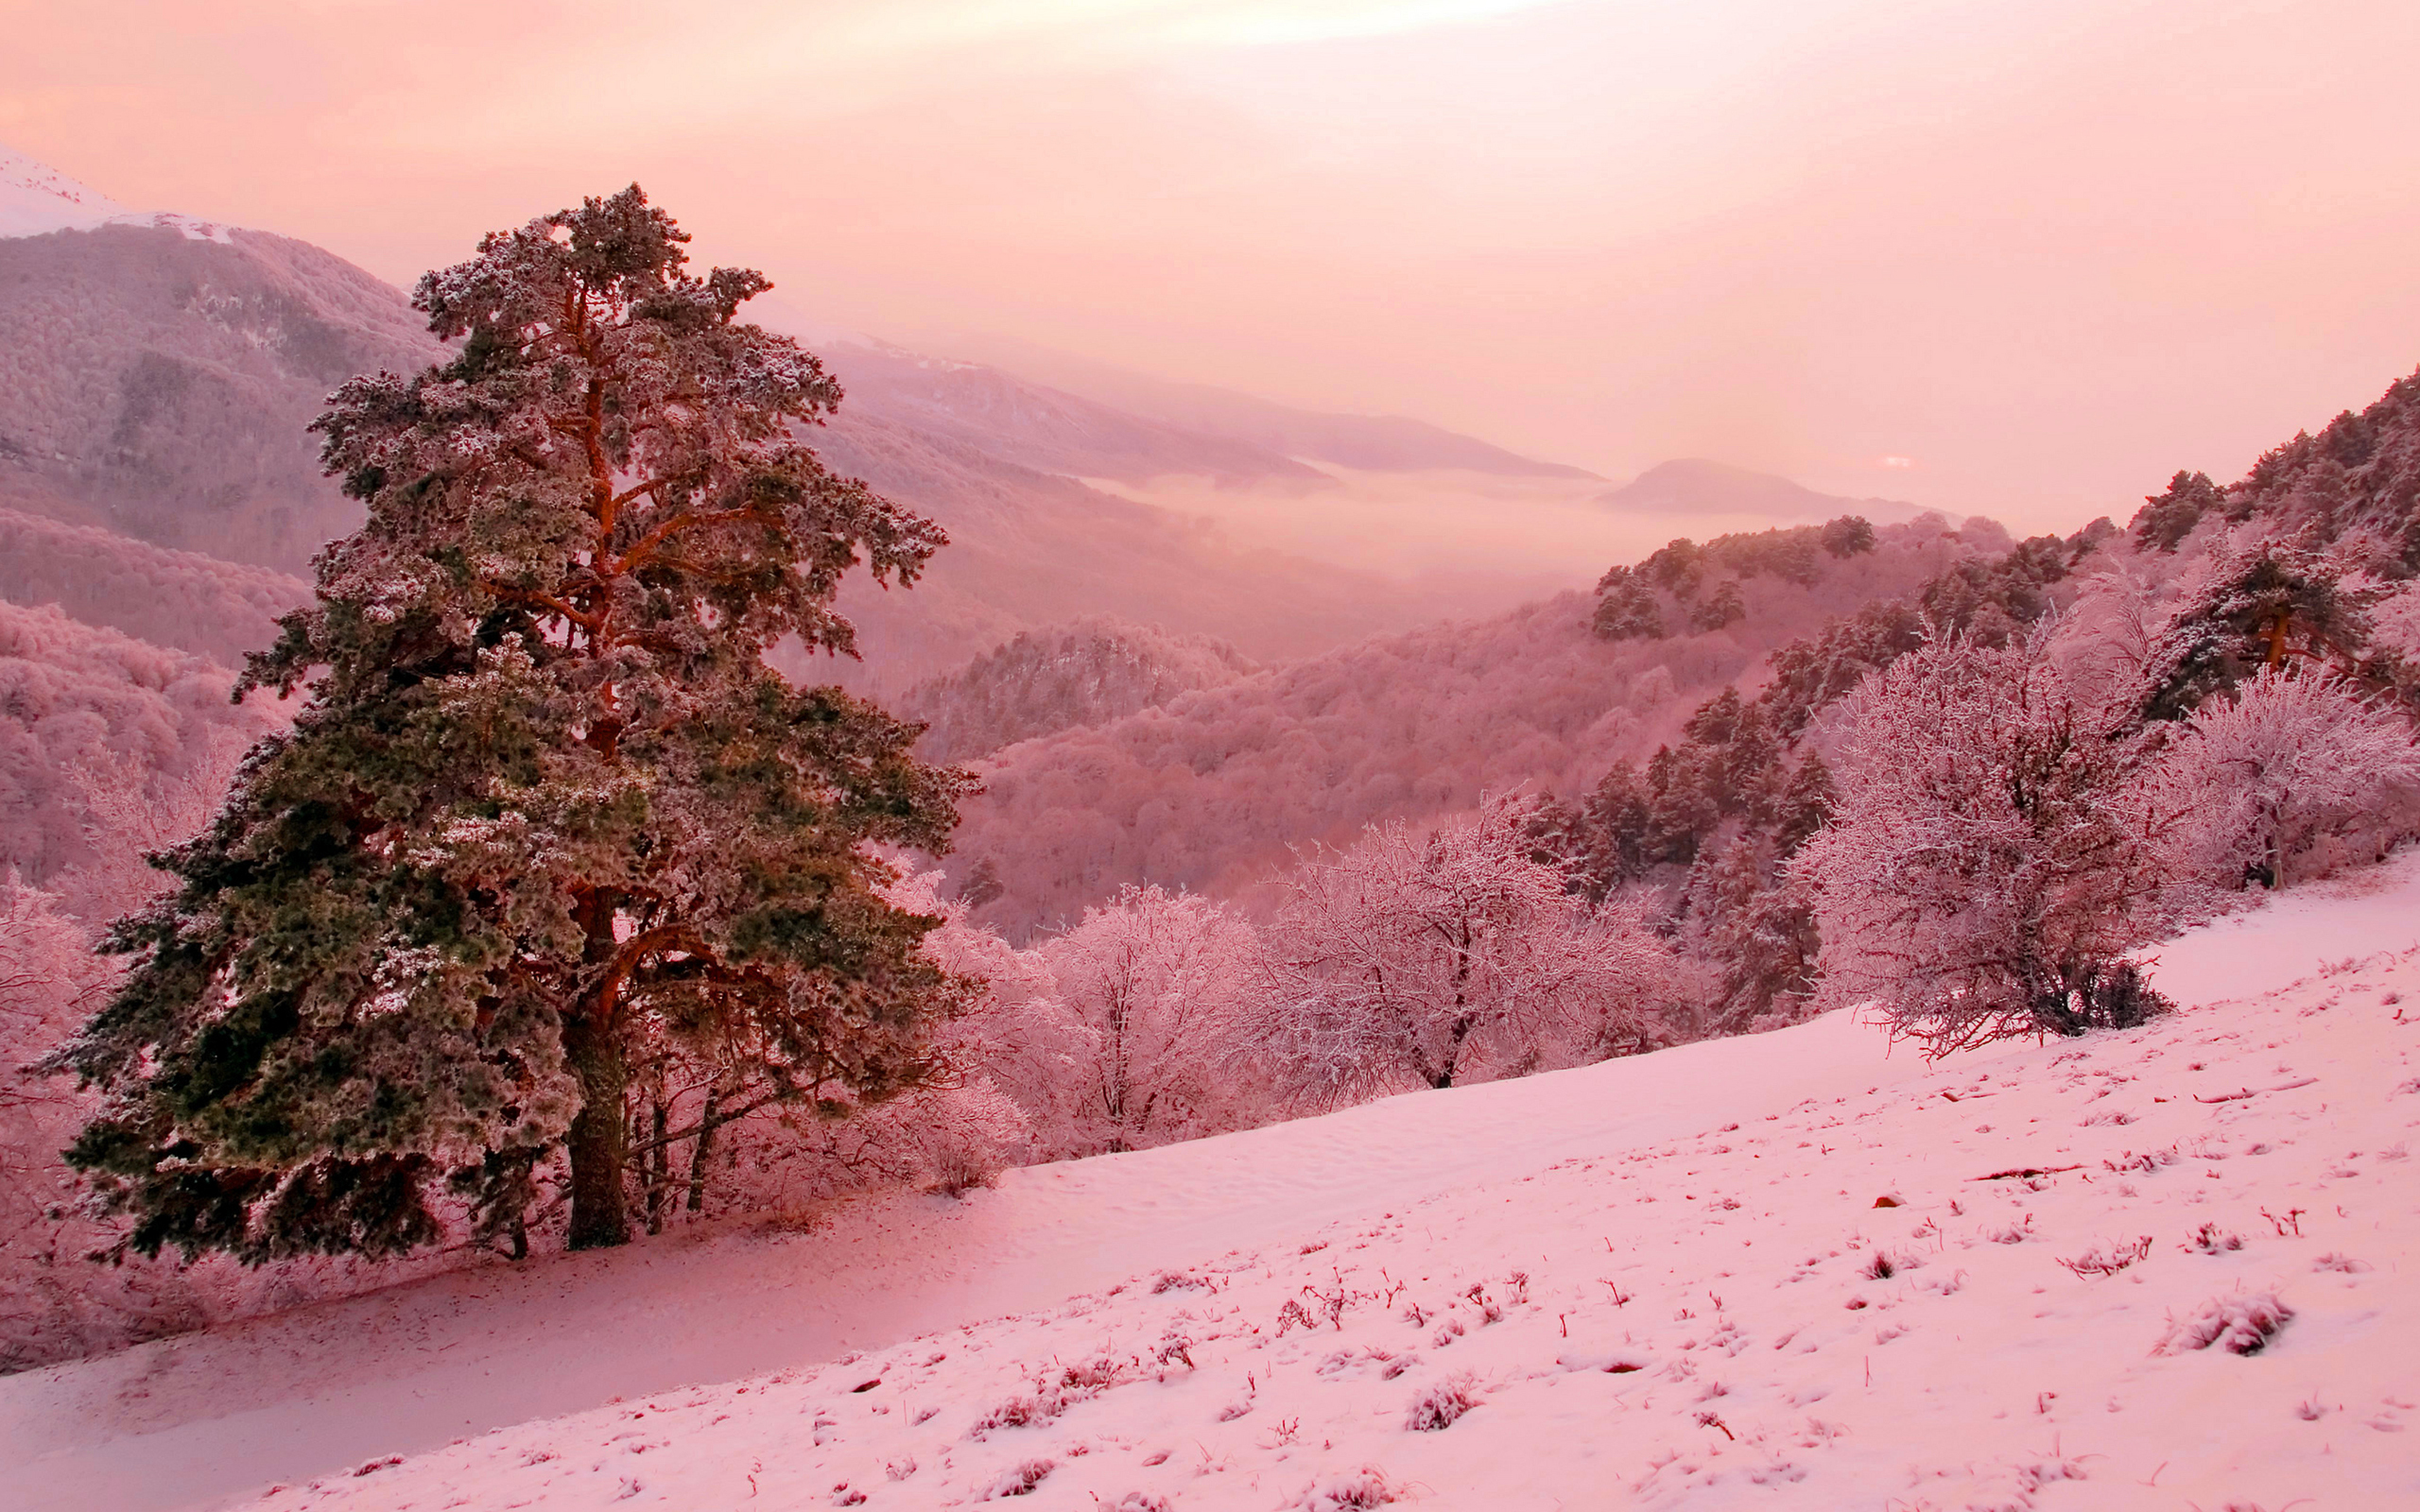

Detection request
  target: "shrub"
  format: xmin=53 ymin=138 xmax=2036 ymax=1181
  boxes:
xmin=2158 ymin=1290 xmax=2292 ymax=1355
xmin=1404 ymin=1373 xmax=1480 ymax=1431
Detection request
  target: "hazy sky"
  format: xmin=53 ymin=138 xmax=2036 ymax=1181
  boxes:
xmin=7 ymin=0 xmax=2417 ymax=531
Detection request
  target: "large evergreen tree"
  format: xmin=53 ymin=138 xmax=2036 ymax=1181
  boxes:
xmin=52 ymin=188 xmax=971 ymax=1256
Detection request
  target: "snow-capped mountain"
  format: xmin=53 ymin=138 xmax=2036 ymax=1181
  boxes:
xmin=0 ymin=144 xmax=232 ymax=242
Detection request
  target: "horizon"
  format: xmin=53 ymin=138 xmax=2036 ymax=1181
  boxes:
xmin=8 ymin=0 xmax=2417 ymax=539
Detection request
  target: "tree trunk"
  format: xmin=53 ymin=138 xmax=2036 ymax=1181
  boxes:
xmin=562 ymin=1008 xmax=630 ymax=1250
xmin=645 ymin=1098 xmax=669 ymax=1236
xmin=685 ymin=1087 xmax=720 ymax=1213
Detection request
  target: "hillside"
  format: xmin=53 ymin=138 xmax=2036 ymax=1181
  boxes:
xmin=5 ymin=850 xmax=2411 ymax=1512
xmin=800 ymin=405 xmax=1477 ymax=695
xmin=0 ymin=215 xmax=441 ymax=570
xmin=852 ymin=331 xmax=1599 ymax=480
xmin=0 ymin=506 xmax=303 ymax=664
xmin=943 ymin=514 xmax=2000 ymax=937
xmin=899 ymin=618 xmax=1258 ymax=765
xmin=802 ymin=338 xmax=1330 ymax=489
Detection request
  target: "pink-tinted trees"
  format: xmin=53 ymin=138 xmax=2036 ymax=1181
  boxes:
xmin=2152 ymin=668 xmax=2420 ymax=888
xmin=1795 ymin=632 xmax=2176 ymax=1055
xmin=1040 ymin=885 xmax=1262 ymax=1154
xmin=1253 ymin=799 xmax=1678 ymax=1103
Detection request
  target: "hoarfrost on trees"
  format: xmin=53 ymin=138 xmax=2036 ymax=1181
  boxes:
xmin=1795 ymin=629 xmax=2178 ymax=1055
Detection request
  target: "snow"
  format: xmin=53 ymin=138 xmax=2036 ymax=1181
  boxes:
xmin=0 ymin=145 xmax=234 ymax=243
xmin=8 ymin=855 xmax=2420 ymax=1510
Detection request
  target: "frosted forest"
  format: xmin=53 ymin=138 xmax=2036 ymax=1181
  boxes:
xmin=5 ymin=74 xmax=2420 ymax=1512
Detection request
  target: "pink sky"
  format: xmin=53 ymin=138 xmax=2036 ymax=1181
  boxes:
xmin=6 ymin=0 xmax=2417 ymax=530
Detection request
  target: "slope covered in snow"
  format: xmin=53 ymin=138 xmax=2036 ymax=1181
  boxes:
xmin=5 ymin=856 xmax=2417 ymax=1510
xmin=0 ymin=147 xmax=130 ymax=238
xmin=0 ymin=146 xmax=236 ymax=244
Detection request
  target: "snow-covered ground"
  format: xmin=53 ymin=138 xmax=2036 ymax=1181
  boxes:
xmin=8 ymin=858 xmax=2419 ymax=1512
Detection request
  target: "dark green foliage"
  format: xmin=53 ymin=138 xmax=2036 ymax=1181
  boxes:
xmin=2235 ymin=369 xmax=2420 ymax=570
xmin=51 ymin=188 xmax=972 ymax=1261
xmin=1759 ymin=534 xmax=2077 ymax=736
xmin=2138 ymin=544 xmax=2384 ymax=722
xmin=1820 ymin=515 xmax=1876 ymax=558
xmin=1587 ymin=517 xmax=1882 ymax=645
xmin=2131 ymin=470 xmax=2227 ymax=553
xmin=1590 ymin=566 xmax=1666 ymax=641
xmin=1689 ymin=580 xmax=1746 ymax=632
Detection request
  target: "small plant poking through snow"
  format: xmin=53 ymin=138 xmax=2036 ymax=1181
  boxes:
xmin=2184 ymin=1223 xmax=2244 ymax=1255
xmin=1291 ymin=1465 xmax=1396 ymax=1510
xmin=1108 ymin=1494 xmax=1172 ymax=1512
xmin=2158 ymin=1290 xmax=2293 ymax=1355
xmin=2057 ymin=1235 xmax=2153 ymax=1278
xmin=980 ymin=1459 xmax=1054 ymax=1499
xmin=1404 ymin=1373 xmax=1480 ymax=1431
xmin=2310 ymin=1252 xmax=2370 ymax=1273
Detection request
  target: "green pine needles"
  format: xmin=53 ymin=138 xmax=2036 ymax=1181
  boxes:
xmin=50 ymin=187 xmax=974 ymax=1257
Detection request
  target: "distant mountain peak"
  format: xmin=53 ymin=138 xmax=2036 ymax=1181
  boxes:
xmin=1601 ymin=457 xmax=1926 ymax=524
xmin=0 ymin=144 xmax=235 ymax=243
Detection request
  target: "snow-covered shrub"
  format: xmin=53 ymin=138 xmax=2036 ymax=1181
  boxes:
xmin=2151 ymin=669 xmax=2420 ymax=889
xmin=2157 ymin=1290 xmax=2292 ymax=1355
xmin=1404 ymin=1372 xmax=1481 ymax=1431
xmin=1796 ymin=630 xmax=2178 ymax=1054
xmin=980 ymin=1458 xmax=1055 ymax=1498
xmin=1290 ymin=1465 xmax=1397 ymax=1510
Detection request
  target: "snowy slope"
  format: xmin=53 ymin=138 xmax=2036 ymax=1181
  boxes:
xmin=7 ymin=861 xmax=2420 ymax=1511
xmin=0 ymin=146 xmax=233 ymax=243
xmin=0 ymin=146 xmax=128 ymax=237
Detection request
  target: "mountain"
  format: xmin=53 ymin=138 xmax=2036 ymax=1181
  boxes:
xmin=0 ymin=153 xmax=443 ymax=570
xmin=0 ymin=506 xmax=304 ymax=665
xmin=866 ymin=329 xmax=1601 ymax=479
xmin=0 ymin=150 xmax=1489 ymax=686
xmin=1600 ymin=457 xmax=1926 ymax=524
xmin=756 ymin=330 xmax=1331 ymax=489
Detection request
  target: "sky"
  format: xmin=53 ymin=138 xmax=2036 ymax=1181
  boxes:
xmin=6 ymin=0 xmax=2418 ymax=532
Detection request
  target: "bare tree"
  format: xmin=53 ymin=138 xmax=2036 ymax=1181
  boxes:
xmin=1253 ymin=798 xmax=1677 ymax=1103
xmin=1042 ymin=886 xmax=1260 ymax=1153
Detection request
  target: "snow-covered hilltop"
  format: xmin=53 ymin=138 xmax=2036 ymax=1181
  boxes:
xmin=0 ymin=146 xmax=129 ymax=237
xmin=0 ymin=145 xmax=230 ymax=242
xmin=7 ymin=853 xmax=2415 ymax=1511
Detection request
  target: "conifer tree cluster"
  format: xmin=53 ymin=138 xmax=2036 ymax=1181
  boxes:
xmin=53 ymin=188 xmax=972 ymax=1257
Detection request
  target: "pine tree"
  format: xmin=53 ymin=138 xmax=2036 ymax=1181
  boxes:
xmin=2139 ymin=541 xmax=2382 ymax=721
xmin=51 ymin=188 xmax=971 ymax=1258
